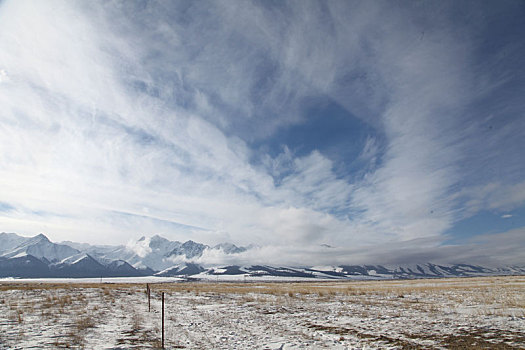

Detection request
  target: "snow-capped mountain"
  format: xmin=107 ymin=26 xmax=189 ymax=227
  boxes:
xmin=0 ymin=232 xmax=249 ymax=277
xmin=0 ymin=232 xmax=28 ymax=255
xmin=188 ymin=263 xmax=525 ymax=280
xmin=50 ymin=253 xmax=108 ymax=278
xmin=0 ymin=253 xmax=51 ymax=278
xmin=0 ymin=232 xmax=524 ymax=279
xmin=155 ymin=263 xmax=205 ymax=277
xmin=1 ymin=233 xmax=79 ymax=262
xmin=80 ymin=235 xmax=248 ymax=271
xmin=0 ymin=233 xmax=150 ymax=278
xmin=168 ymin=240 xmax=207 ymax=259
xmin=213 ymin=242 xmax=247 ymax=254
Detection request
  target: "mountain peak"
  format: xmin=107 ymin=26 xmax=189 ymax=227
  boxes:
xmin=168 ymin=240 xmax=207 ymax=259
xmin=31 ymin=233 xmax=50 ymax=243
xmin=150 ymin=234 xmax=169 ymax=243
xmin=214 ymin=242 xmax=247 ymax=254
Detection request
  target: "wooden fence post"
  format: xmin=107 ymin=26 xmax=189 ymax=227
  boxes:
xmin=147 ymin=284 xmax=151 ymax=312
xmin=161 ymin=292 xmax=165 ymax=349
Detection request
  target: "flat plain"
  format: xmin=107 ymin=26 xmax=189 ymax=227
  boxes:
xmin=0 ymin=276 xmax=524 ymax=349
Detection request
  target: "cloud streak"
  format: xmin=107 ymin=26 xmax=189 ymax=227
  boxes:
xmin=0 ymin=0 xmax=524 ymax=265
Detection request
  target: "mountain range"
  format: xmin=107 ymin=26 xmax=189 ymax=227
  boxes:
xmin=1 ymin=232 xmax=524 ymax=279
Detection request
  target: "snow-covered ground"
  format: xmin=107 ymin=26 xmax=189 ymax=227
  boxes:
xmin=0 ymin=276 xmax=523 ymax=349
xmin=0 ymin=276 xmax=182 ymax=284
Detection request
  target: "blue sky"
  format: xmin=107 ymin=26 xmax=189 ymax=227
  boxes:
xmin=0 ymin=0 xmax=524 ymax=265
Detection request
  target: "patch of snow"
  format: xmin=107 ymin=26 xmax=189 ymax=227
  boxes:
xmin=11 ymin=251 xmax=29 ymax=258
xmin=311 ymin=266 xmax=343 ymax=273
xmin=0 ymin=276 xmax=182 ymax=284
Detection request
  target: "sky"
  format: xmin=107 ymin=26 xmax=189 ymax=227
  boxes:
xmin=0 ymin=0 xmax=524 ymax=266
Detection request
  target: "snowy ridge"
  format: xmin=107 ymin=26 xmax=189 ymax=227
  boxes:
xmin=1 ymin=233 xmax=79 ymax=263
xmin=164 ymin=263 xmax=525 ymax=281
xmin=0 ymin=234 xmax=150 ymax=278
xmin=0 ymin=233 xmax=249 ymax=278
xmin=155 ymin=263 xmax=205 ymax=277
xmin=0 ymin=233 xmax=524 ymax=279
xmin=0 ymin=232 xmax=28 ymax=255
xmin=76 ymin=235 xmax=249 ymax=271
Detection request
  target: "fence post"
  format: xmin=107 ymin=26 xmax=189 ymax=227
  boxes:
xmin=147 ymin=284 xmax=151 ymax=312
xmin=161 ymin=292 xmax=165 ymax=349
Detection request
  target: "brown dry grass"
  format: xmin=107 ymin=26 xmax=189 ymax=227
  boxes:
xmin=75 ymin=313 xmax=96 ymax=331
xmin=144 ymin=275 xmax=525 ymax=296
xmin=1 ymin=275 xmax=523 ymax=297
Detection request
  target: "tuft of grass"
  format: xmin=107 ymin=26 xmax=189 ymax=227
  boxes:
xmin=131 ymin=311 xmax=143 ymax=332
xmin=76 ymin=314 xmax=96 ymax=331
xmin=242 ymin=294 xmax=256 ymax=303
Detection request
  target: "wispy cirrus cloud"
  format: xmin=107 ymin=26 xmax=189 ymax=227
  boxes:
xmin=0 ymin=0 xmax=524 ymax=265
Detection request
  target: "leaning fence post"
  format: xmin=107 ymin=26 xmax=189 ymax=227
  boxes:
xmin=161 ymin=292 xmax=165 ymax=349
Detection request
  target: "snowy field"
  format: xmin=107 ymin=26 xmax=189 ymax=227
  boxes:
xmin=0 ymin=276 xmax=524 ymax=349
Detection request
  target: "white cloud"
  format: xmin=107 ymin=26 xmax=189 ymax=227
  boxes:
xmin=0 ymin=1 xmax=523 ymax=265
xmin=0 ymin=69 xmax=8 ymax=83
xmin=168 ymin=227 xmax=525 ymax=267
xmin=0 ymin=0 xmax=355 ymax=246
xmin=457 ymin=181 xmax=525 ymax=218
xmin=126 ymin=237 xmax=152 ymax=258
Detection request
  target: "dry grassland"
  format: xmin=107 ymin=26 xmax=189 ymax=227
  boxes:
xmin=0 ymin=276 xmax=523 ymax=349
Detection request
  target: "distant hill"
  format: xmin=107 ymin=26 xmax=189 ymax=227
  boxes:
xmin=1 ymin=232 xmax=524 ymax=279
